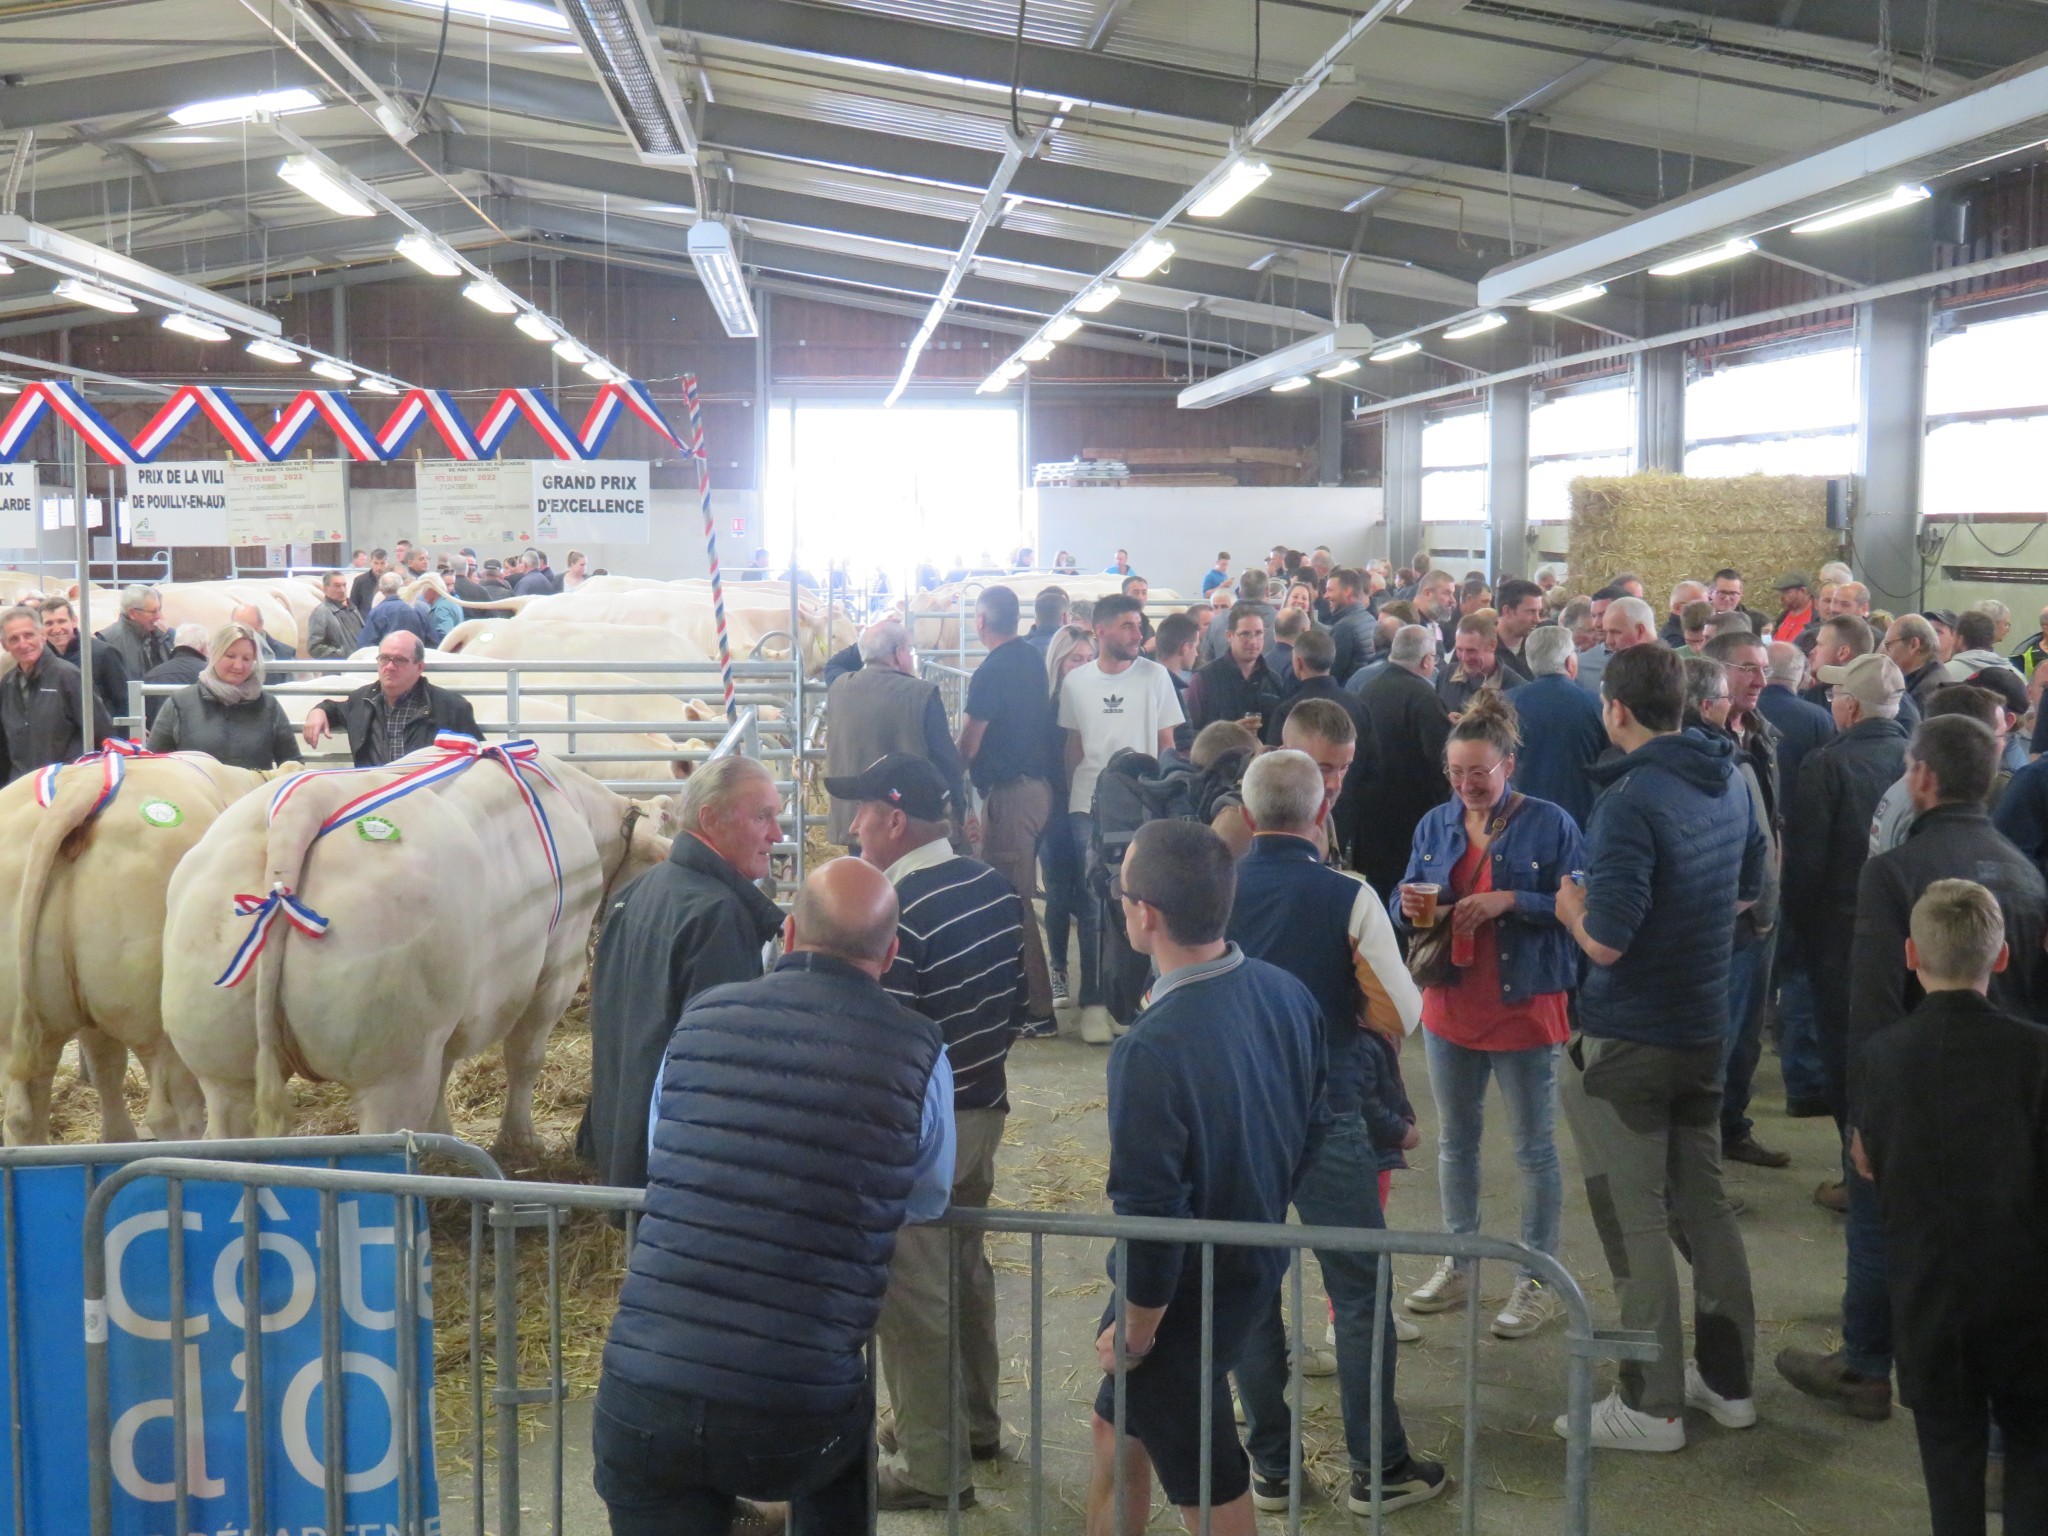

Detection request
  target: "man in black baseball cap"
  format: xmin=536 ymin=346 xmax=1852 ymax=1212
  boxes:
xmin=823 ymin=751 xmax=954 ymax=824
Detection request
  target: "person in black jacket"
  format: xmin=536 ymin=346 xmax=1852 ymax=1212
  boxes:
xmin=1184 ymin=603 xmax=1283 ymax=737
xmin=596 ymin=856 xmax=953 ymax=1535
xmin=0 ymin=605 xmax=104 ymax=782
xmin=348 ymin=548 xmax=389 ymax=619
xmin=1856 ymin=879 xmax=2048 ymax=1536
xmin=1757 ymin=641 xmax=1836 ymax=789
xmin=1352 ymin=625 xmax=1452 ymax=899
xmin=299 ymin=632 xmax=481 ymax=767
xmin=38 ymin=598 xmax=127 ymax=733
xmin=1321 ymin=568 xmax=1377 ymax=685
xmin=140 ymin=626 xmax=208 ymax=729
xmin=579 ymin=755 xmax=788 ymax=1191
xmin=1779 ymin=715 xmax=2048 ymax=1427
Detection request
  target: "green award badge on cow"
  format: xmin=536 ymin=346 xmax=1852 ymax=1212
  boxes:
xmin=138 ymin=798 xmax=183 ymax=829
xmin=357 ymin=815 xmax=402 ymax=844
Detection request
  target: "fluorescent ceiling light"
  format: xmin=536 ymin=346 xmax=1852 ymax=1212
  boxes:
xmin=998 ymin=360 xmax=1026 ymax=380
xmin=389 ymin=0 xmax=571 ymax=30
xmin=554 ymin=0 xmax=699 ymax=165
xmin=1117 ymin=240 xmax=1175 ymax=279
xmin=1315 ymin=359 xmax=1360 ymax=379
xmin=463 ymin=280 xmax=518 ymax=314
xmin=0 ymin=383 xmax=18 ymax=396
xmin=552 ymin=338 xmax=590 ymax=365
xmin=1369 ymin=340 xmax=1421 ymax=362
xmin=1190 ymin=160 xmax=1273 ymax=219
xmin=1271 ymin=376 xmax=1311 ymax=393
xmin=0 ymin=258 xmax=13 ymax=276
xmin=1044 ymin=315 xmax=1082 ymax=341
xmin=976 ymin=370 xmax=1013 ymax=395
xmin=168 ymin=88 xmax=320 ymax=127
xmin=514 ymin=313 xmax=559 ymax=342
xmin=246 ymin=339 xmax=302 ymax=365
xmin=1074 ymin=283 xmax=1121 ymax=314
xmin=1648 ymin=238 xmax=1757 ymax=277
xmin=396 ymin=234 xmax=462 ymax=276
xmin=687 ymin=220 xmax=759 ymax=338
xmin=0 ymin=215 xmax=280 ymax=338
xmin=582 ymin=360 xmax=624 ymax=382
xmin=1790 ymin=183 xmax=1932 ymax=235
xmin=161 ymin=313 xmax=231 ymax=342
xmin=1528 ymin=283 xmax=1607 ymax=313
xmin=1177 ymin=323 xmax=1373 ymax=410
xmin=310 ymin=359 xmax=357 ymax=382
xmin=1443 ymin=312 xmax=1507 ymax=340
xmin=1018 ymin=339 xmax=1055 ymax=362
xmin=360 ymin=376 xmax=400 ymax=395
xmin=53 ymin=278 xmax=136 ymax=314
xmin=276 ymin=156 xmax=375 ymax=219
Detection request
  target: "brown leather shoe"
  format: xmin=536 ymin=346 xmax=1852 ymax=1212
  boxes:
xmin=1775 ymin=1348 xmax=1892 ymax=1421
xmin=1814 ymin=1178 xmax=1849 ymax=1213
xmin=1724 ymin=1134 xmax=1792 ymax=1169
xmin=876 ymin=1423 xmax=1004 ymax=1460
xmin=875 ymin=1464 xmax=977 ymax=1511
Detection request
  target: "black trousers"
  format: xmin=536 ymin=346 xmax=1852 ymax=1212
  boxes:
xmin=1914 ymin=1392 xmax=2048 ymax=1536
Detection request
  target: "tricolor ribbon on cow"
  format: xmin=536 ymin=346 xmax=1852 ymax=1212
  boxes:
xmin=32 ymin=737 xmax=151 ymax=822
xmin=212 ymin=884 xmax=331 ymax=989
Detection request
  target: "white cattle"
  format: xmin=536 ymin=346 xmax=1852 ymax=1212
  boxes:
xmin=516 ymin=581 xmax=850 ymax=674
xmin=161 ymin=749 xmax=670 ymax=1147
xmin=908 ymin=571 xmax=1180 ymax=650
xmin=147 ymin=580 xmax=310 ymax=654
xmin=1 ymin=753 xmax=287 ymax=1144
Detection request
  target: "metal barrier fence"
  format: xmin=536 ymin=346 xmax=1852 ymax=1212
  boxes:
xmin=78 ymin=1153 xmax=1653 ymax=1536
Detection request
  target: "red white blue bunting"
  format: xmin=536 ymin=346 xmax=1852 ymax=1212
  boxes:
xmin=32 ymin=737 xmax=152 ymax=822
xmin=211 ymin=884 xmax=331 ymax=989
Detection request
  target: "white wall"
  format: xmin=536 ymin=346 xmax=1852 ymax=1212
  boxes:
xmin=1031 ymin=486 xmax=1384 ymax=595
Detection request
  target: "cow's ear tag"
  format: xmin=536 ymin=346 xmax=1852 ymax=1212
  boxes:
xmin=357 ymin=816 xmax=402 ymax=844
xmin=139 ymin=799 xmax=183 ymax=829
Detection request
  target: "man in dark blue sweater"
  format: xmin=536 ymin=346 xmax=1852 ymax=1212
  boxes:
xmin=1554 ymin=643 xmax=1765 ymax=1454
xmin=1089 ymin=820 xmax=1326 ymax=1536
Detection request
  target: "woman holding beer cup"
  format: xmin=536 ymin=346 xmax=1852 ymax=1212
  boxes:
xmin=1390 ymin=691 xmax=1585 ymax=1340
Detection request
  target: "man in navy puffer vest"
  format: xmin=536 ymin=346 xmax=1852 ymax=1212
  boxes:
xmin=596 ymin=857 xmax=956 ymax=1535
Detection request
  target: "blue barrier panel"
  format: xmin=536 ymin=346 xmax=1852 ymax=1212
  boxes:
xmin=7 ymin=1156 xmax=437 ymax=1536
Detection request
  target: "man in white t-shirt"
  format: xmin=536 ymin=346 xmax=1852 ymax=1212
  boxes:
xmin=1059 ymin=592 xmax=1184 ymax=1043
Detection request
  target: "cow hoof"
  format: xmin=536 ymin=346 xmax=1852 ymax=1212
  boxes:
xmin=488 ymin=1134 xmax=550 ymax=1171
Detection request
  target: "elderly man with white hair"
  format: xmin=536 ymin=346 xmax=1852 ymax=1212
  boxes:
xmin=230 ymin=602 xmax=295 ymax=663
xmin=1756 ymin=639 xmax=1837 ymax=792
xmin=95 ymin=583 xmax=169 ymax=682
xmin=1661 ymin=580 xmax=1709 ymax=647
xmin=1599 ymin=596 xmax=1659 ymax=655
xmin=1509 ymin=625 xmax=1608 ymax=828
xmin=823 ymin=617 xmax=966 ymax=848
xmin=580 ymin=754 xmax=787 ymax=1191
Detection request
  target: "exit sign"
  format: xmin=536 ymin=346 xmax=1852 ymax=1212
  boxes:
xmin=730 ymin=517 xmax=745 ymax=535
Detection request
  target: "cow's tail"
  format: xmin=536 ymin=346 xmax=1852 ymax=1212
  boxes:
xmin=10 ymin=770 xmax=102 ymax=1108
xmin=251 ymin=783 xmax=329 ymax=1138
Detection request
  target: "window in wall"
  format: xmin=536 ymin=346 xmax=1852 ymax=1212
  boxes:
xmin=1421 ymin=409 xmax=1487 ymax=523
xmin=1923 ymin=310 xmax=2048 ymax=518
xmin=1683 ymin=344 xmax=1858 ymax=478
xmin=1527 ymin=384 xmax=1631 ymax=522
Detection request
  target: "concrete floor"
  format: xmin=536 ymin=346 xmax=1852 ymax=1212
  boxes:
xmin=441 ymin=1018 xmax=1941 ymax=1536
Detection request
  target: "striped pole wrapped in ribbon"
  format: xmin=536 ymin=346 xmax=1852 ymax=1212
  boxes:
xmin=212 ymin=885 xmax=330 ymax=989
xmin=682 ymin=374 xmax=737 ymax=720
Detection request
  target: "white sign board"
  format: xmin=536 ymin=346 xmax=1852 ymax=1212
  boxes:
xmin=531 ymin=461 xmax=650 ymax=545
xmin=43 ymin=495 xmax=103 ymax=531
xmin=226 ymin=460 xmax=347 ymax=547
xmin=415 ymin=461 xmax=531 ymax=548
xmin=124 ymin=462 xmax=230 ymax=547
xmin=0 ymin=466 xmax=35 ymax=548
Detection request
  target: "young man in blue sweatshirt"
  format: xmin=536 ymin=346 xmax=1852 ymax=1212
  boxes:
xmin=1088 ymin=819 xmax=1326 ymax=1536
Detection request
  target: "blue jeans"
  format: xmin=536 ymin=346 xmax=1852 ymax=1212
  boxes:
xmin=1422 ymin=1031 xmax=1563 ymax=1279
xmin=1843 ymin=1161 xmax=1893 ymax=1380
xmin=1720 ymin=933 xmax=1772 ymax=1144
xmin=1041 ymin=810 xmax=1100 ymax=1006
xmin=1235 ymin=1116 xmax=1410 ymax=1478
xmin=1774 ymin=951 xmax=1828 ymax=1105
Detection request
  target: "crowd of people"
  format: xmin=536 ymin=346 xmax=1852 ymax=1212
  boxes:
xmin=586 ymin=536 xmax=2048 ymax=1536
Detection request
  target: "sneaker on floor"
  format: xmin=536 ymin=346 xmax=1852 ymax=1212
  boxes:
xmin=1349 ymin=1456 xmax=1448 ymax=1514
xmin=1775 ymin=1347 xmax=1892 ymax=1421
xmin=1049 ymin=970 xmax=1071 ymax=1009
xmin=874 ymin=1464 xmax=976 ymax=1512
xmin=1554 ymin=1389 xmax=1685 ymax=1452
xmin=1814 ymin=1178 xmax=1849 ymax=1214
xmin=1079 ymin=1005 xmax=1115 ymax=1045
xmin=1492 ymin=1277 xmax=1563 ymax=1339
xmin=1405 ymin=1256 xmax=1468 ymax=1314
xmin=1250 ymin=1469 xmax=1293 ymax=1513
xmin=1300 ymin=1345 xmax=1339 ymax=1378
xmin=1017 ymin=1015 xmax=1059 ymax=1040
xmin=1684 ymin=1361 xmax=1757 ymax=1429
xmin=1394 ymin=1312 xmax=1423 ymax=1343
xmin=1723 ymin=1133 xmax=1792 ymax=1168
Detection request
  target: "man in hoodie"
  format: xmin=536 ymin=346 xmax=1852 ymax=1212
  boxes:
xmin=1553 ymin=642 xmax=1766 ymax=1453
xmin=1944 ymin=609 xmax=2016 ymax=683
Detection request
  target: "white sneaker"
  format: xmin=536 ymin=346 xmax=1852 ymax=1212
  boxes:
xmin=1685 ymin=1360 xmax=1757 ymax=1428
xmin=1079 ymin=1005 xmax=1115 ymax=1045
xmin=1300 ymin=1345 xmax=1339 ymax=1378
xmin=1554 ymin=1389 xmax=1685 ymax=1453
xmin=1492 ymin=1277 xmax=1563 ymax=1339
xmin=1394 ymin=1313 xmax=1423 ymax=1343
xmin=1404 ymin=1257 xmax=1468 ymax=1314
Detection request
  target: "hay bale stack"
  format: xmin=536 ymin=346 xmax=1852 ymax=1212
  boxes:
xmin=1567 ymin=472 xmax=1841 ymax=602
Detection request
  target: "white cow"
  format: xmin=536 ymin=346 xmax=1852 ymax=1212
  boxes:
xmin=160 ymin=748 xmax=669 ymax=1147
xmin=1 ymin=753 xmax=288 ymax=1144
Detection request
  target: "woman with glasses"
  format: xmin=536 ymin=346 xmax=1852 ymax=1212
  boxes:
xmin=1390 ymin=690 xmax=1583 ymax=1339
xmin=1036 ymin=624 xmax=1098 ymax=1030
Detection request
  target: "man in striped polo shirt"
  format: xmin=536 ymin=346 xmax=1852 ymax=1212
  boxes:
xmin=829 ymin=753 xmax=1026 ymax=1512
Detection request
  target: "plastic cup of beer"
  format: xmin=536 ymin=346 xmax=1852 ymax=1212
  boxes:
xmin=1405 ymin=882 xmax=1442 ymax=927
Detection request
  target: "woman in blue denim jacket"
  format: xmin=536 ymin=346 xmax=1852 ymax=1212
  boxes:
xmin=1388 ymin=691 xmax=1585 ymax=1341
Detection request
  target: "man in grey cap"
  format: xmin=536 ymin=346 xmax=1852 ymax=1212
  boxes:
xmin=1770 ymin=573 xmax=1819 ymax=649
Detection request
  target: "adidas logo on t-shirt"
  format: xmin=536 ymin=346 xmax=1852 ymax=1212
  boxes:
xmin=1102 ymin=694 xmax=1124 ymax=714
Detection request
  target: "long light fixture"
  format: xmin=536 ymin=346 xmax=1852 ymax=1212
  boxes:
xmin=1190 ymin=159 xmax=1273 ymax=219
xmin=462 ymin=280 xmax=518 ymax=315
xmin=1271 ymin=376 xmax=1311 ymax=393
xmin=246 ymin=339 xmax=302 ymax=365
xmin=387 ymin=0 xmax=571 ymax=29
xmin=514 ymin=313 xmax=559 ymax=342
xmin=161 ymin=313 xmax=231 ymax=342
xmin=168 ymin=88 xmax=321 ymax=127
xmin=1074 ymin=283 xmax=1121 ymax=314
xmin=1528 ymin=283 xmax=1608 ymax=313
xmin=1791 ymin=183 xmax=1931 ymax=235
xmin=309 ymin=359 xmax=357 ymax=382
xmin=551 ymin=338 xmax=590 ymax=365
xmin=687 ymin=220 xmax=759 ymax=338
xmin=582 ymin=360 xmax=624 ymax=382
xmin=1443 ymin=312 xmax=1507 ymax=340
xmin=1369 ymin=340 xmax=1421 ymax=362
xmin=396 ymin=234 xmax=463 ymax=277
xmin=277 ymin=156 xmax=376 ymax=218
xmin=53 ymin=278 xmax=136 ymax=314
xmin=360 ymin=376 xmax=400 ymax=395
xmin=1117 ymin=240 xmax=1175 ymax=280
xmin=554 ymin=0 xmax=700 ymax=166
xmin=977 ymin=362 xmax=1025 ymax=395
xmin=1648 ymin=238 xmax=1757 ymax=277
xmin=1177 ymin=324 xmax=1375 ymax=409
xmin=1315 ymin=359 xmax=1361 ymax=379
xmin=1044 ymin=315 xmax=1083 ymax=341
xmin=1019 ymin=338 xmax=1055 ymax=362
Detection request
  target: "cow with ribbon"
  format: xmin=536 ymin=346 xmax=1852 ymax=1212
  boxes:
xmin=160 ymin=735 xmax=669 ymax=1151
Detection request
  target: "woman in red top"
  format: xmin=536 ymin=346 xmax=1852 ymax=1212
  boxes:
xmin=1390 ymin=692 xmax=1585 ymax=1339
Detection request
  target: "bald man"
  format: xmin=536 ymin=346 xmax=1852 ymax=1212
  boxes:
xmin=600 ymin=856 xmax=956 ymax=1534
xmin=230 ymin=602 xmax=295 ymax=662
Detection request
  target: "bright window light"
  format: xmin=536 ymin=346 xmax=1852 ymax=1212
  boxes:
xmin=1925 ymin=417 xmax=2048 ymax=517
xmin=168 ymin=88 xmax=320 ymax=127
xmin=1271 ymin=376 xmax=1311 ymax=393
xmin=161 ymin=314 xmax=230 ymax=343
xmin=1074 ymin=284 xmax=1120 ymax=314
xmin=310 ymin=360 xmax=357 ymax=382
xmin=463 ymin=281 xmax=518 ymax=314
xmin=1443 ymin=312 xmax=1507 ymax=341
xmin=396 ymin=235 xmax=463 ymax=276
xmin=1044 ymin=315 xmax=1082 ymax=341
xmin=1686 ymin=433 xmax=1854 ymax=478
xmin=53 ymin=278 xmax=136 ymax=314
xmin=1369 ymin=340 xmax=1421 ymax=362
xmin=276 ymin=157 xmax=375 ymax=218
xmin=551 ymin=339 xmax=590 ymax=365
xmin=1649 ymin=238 xmax=1757 ymax=277
xmin=1791 ymin=184 xmax=1930 ymax=236
xmin=386 ymin=0 xmax=571 ymax=30
xmin=1421 ymin=467 xmax=1486 ymax=523
xmin=514 ymin=313 xmax=559 ymax=342
xmin=1927 ymin=311 xmax=2048 ymax=416
xmin=1189 ymin=160 xmax=1272 ymax=219
xmin=1529 ymin=385 xmax=1632 ymax=458
xmin=1116 ymin=240 xmax=1175 ymax=280
xmin=1528 ymin=283 xmax=1607 ymax=313
xmin=246 ymin=339 xmax=301 ymax=365
xmin=1687 ymin=346 xmax=1856 ymax=441
xmin=1528 ymin=453 xmax=1631 ymax=522
xmin=1422 ymin=411 xmax=1488 ymax=469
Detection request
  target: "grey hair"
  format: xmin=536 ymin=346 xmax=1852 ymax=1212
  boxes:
xmin=1526 ymin=625 xmax=1576 ymax=676
xmin=118 ymin=584 xmax=159 ymax=616
xmin=1241 ymin=749 xmax=1326 ymax=832
xmin=1389 ymin=624 xmax=1433 ymax=667
xmin=1764 ymin=640 xmax=1805 ymax=688
xmin=1973 ymin=598 xmax=2011 ymax=628
xmin=173 ymin=622 xmax=209 ymax=652
xmin=680 ymin=754 xmax=775 ymax=832
xmin=1669 ymin=580 xmax=1707 ymax=610
xmin=859 ymin=619 xmax=910 ymax=665
xmin=377 ymin=571 xmax=403 ymax=595
xmin=1818 ymin=560 xmax=1854 ymax=586
xmin=1607 ymin=596 xmax=1655 ymax=639
xmin=1559 ymin=596 xmax=1593 ymax=632
xmin=0 ymin=605 xmax=37 ymax=633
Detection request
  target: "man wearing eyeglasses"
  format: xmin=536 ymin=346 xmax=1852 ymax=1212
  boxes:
xmin=301 ymin=632 xmax=481 ymax=766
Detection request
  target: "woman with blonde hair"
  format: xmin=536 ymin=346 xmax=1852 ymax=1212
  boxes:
xmin=147 ymin=621 xmax=298 ymax=769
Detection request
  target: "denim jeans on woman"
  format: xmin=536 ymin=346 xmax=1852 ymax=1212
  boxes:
xmin=1039 ymin=810 xmax=1100 ymax=1006
xmin=1422 ymin=1031 xmax=1562 ymax=1279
